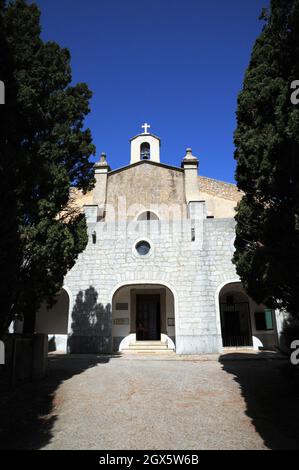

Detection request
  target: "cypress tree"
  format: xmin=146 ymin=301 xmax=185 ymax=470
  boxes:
xmin=0 ymin=0 xmax=95 ymax=335
xmin=233 ymin=0 xmax=299 ymax=318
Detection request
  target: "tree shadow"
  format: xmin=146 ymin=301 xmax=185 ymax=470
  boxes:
xmin=0 ymin=353 xmax=119 ymax=450
xmin=68 ymin=286 xmax=112 ymax=354
xmin=219 ymin=352 xmax=299 ymax=449
xmin=0 ymin=286 xmax=117 ymax=449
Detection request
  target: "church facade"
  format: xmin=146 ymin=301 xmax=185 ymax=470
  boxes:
xmin=36 ymin=125 xmax=283 ymax=354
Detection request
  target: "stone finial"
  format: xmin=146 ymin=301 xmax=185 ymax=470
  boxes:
xmin=100 ymin=152 xmax=107 ymax=163
xmin=94 ymin=152 xmax=110 ymax=170
xmin=183 ymin=148 xmax=198 ymax=161
xmin=181 ymin=147 xmax=199 ymax=168
xmin=181 ymin=147 xmax=201 ymax=202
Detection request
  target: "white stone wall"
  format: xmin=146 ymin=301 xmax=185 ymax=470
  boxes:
xmin=36 ymin=290 xmax=69 ymax=335
xmin=63 ymin=209 xmax=238 ymax=354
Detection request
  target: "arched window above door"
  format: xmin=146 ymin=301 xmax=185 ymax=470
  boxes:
xmin=137 ymin=211 xmax=159 ymax=221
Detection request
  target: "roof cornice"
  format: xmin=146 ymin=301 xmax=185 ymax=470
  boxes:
xmin=129 ymin=132 xmax=161 ymax=142
xmin=108 ymin=159 xmax=183 ymax=176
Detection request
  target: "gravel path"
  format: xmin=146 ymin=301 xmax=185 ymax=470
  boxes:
xmin=1 ymin=352 xmax=299 ymax=450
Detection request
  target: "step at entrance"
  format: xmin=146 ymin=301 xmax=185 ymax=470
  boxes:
xmin=122 ymin=340 xmax=174 ymax=354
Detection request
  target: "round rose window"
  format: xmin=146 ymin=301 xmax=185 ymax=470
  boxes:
xmin=135 ymin=240 xmax=151 ymax=256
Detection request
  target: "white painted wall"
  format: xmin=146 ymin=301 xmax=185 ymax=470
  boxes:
xmin=55 ymin=210 xmax=281 ymax=354
xmin=36 ymin=290 xmax=69 ymax=335
xmin=112 ymin=285 xmax=131 ymax=339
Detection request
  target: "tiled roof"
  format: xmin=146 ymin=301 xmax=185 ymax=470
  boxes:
xmin=198 ymin=175 xmax=243 ymax=202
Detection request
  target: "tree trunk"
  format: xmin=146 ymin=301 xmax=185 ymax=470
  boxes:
xmin=22 ymin=311 xmax=36 ymax=334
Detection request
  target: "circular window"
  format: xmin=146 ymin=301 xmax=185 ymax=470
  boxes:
xmin=135 ymin=240 xmax=151 ymax=256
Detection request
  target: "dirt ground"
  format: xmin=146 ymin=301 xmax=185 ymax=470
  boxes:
xmin=0 ymin=352 xmax=299 ymax=450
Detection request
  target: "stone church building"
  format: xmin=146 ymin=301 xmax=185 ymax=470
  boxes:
xmin=35 ymin=125 xmax=282 ymax=354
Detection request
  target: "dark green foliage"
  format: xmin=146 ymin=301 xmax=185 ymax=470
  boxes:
xmin=0 ymin=0 xmax=95 ymax=335
xmin=233 ymin=0 xmax=299 ymax=317
xmin=280 ymin=317 xmax=299 ymax=350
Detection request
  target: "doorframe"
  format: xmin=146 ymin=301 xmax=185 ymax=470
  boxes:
xmin=130 ymin=288 xmax=167 ymax=337
xmin=136 ymin=293 xmax=161 ymax=341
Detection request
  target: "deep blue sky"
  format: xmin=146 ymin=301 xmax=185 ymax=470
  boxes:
xmin=35 ymin=0 xmax=269 ymax=183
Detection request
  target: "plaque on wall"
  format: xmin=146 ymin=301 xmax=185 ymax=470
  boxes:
xmin=114 ymin=318 xmax=129 ymax=325
xmin=167 ymin=317 xmax=175 ymax=326
xmin=116 ymin=303 xmax=128 ymax=310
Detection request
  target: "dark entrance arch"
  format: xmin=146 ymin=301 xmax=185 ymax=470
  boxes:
xmin=219 ymin=283 xmax=252 ymax=347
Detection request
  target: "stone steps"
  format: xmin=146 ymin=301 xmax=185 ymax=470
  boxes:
xmin=121 ymin=349 xmax=175 ymax=354
xmin=129 ymin=345 xmax=168 ymax=350
xmin=122 ymin=340 xmax=174 ymax=353
xmin=135 ymin=340 xmax=167 ymax=346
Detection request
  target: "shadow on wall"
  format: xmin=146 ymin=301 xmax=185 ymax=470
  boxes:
xmin=48 ymin=335 xmax=56 ymax=352
xmin=68 ymin=286 xmax=112 ymax=354
xmin=0 ymin=354 xmax=114 ymax=450
xmin=219 ymin=352 xmax=299 ymax=450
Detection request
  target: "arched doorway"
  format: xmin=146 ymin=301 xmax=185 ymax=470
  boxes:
xmin=219 ymin=283 xmax=253 ymax=347
xmin=111 ymin=283 xmax=176 ymax=352
xmin=218 ymin=282 xmax=279 ymax=350
xmin=35 ymin=288 xmax=70 ymax=352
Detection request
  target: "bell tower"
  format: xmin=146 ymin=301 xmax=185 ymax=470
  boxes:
xmin=130 ymin=123 xmax=161 ymax=164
